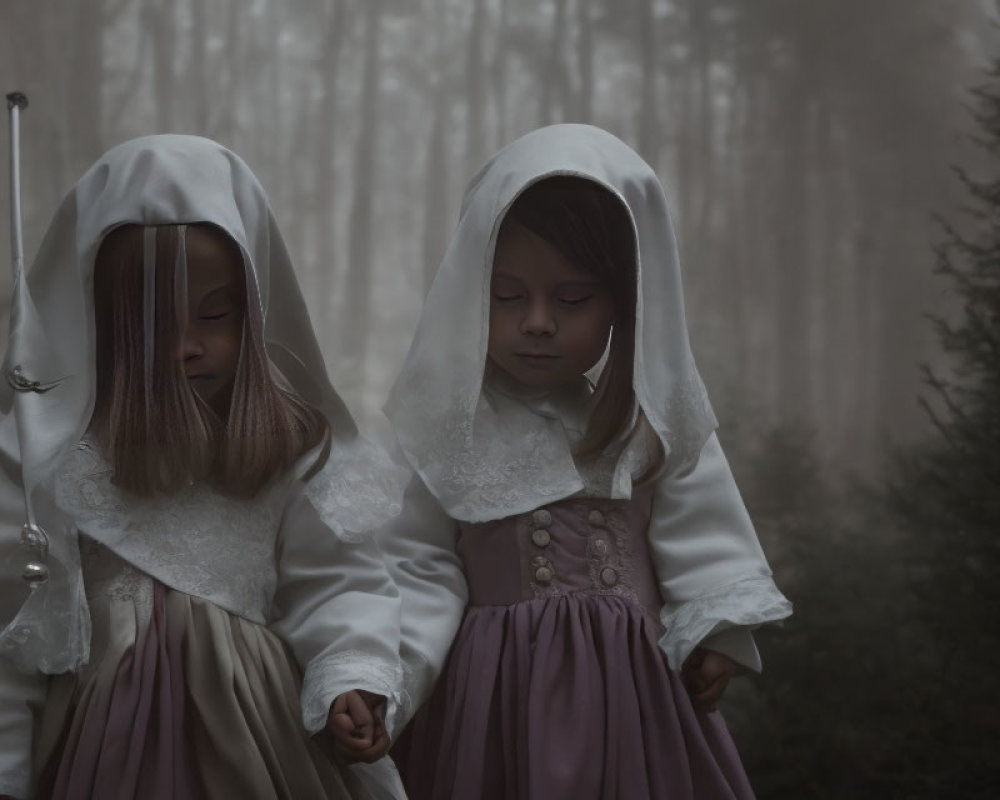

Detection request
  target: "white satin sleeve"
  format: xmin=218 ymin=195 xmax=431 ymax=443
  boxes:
xmin=0 ymin=466 xmax=46 ymax=800
xmin=0 ymin=656 xmax=44 ymax=799
xmin=648 ymin=432 xmax=792 ymax=672
xmin=376 ymin=473 xmax=467 ymax=737
xmin=268 ymin=483 xmax=403 ymax=737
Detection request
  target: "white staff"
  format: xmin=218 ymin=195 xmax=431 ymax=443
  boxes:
xmin=6 ymin=90 xmax=49 ymax=588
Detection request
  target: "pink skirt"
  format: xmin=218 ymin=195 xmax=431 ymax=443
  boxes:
xmin=34 ymin=582 xmax=368 ymax=800
xmin=395 ymin=493 xmax=757 ymax=799
xmin=396 ymin=593 xmax=755 ymax=799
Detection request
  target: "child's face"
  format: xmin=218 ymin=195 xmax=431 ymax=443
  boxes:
xmin=488 ymin=220 xmax=615 ymax=391
xmin=178 ymin=226 xmax=246 ymax=415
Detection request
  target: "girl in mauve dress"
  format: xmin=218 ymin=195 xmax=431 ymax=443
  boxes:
xmin=383 ymin=124 xmax=792 ymax=799
xmin=0 ymin=134 xmax=408 ymax=800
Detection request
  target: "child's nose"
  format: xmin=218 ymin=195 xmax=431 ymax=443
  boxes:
xmin=520 ymin=300 xmax=557 ymax=336
xmin=176 ymin=329 xmax=204 ymax=362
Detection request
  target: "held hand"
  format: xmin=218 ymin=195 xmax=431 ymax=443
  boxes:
xmin=327 ymin=690 xmax=390 ymax=763
xmin=681 ymin=647 xmax=737 ymax=713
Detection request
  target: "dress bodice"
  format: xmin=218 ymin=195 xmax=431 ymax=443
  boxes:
xmin=456 ymin=488 xmax=663 ymax=621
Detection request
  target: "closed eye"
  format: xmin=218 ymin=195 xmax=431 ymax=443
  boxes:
xmin=492 ymin=293 xmax=523 ymax=303
xmin=558 ymin=295 xmax=593 ymax=306
xmin=200 ymin=310 xmax=233 ymax=321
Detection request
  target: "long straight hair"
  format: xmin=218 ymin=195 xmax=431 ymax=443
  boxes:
xmin=502 ymin=176 xmax=665 ymax=484
xmin=90 ymin=223 xmax=330 ymax=497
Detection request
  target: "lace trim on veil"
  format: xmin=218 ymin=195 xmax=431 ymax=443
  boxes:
xmin=54 ymin=442 xmax=282 ymax=625
xmin=304 ymin=436 xmax=409 ymax=543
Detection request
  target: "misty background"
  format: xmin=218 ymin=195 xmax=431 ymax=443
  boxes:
xmin=2 ymin=1 xmax=999 ymax=796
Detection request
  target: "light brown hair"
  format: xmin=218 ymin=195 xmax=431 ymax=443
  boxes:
xmin=90 ymin=223 xmax=330 ymax=496
xmin=502 ymin=176 xmax=665 ymax=484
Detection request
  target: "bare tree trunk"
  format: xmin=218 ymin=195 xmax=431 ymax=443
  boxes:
xmin=690 ymin=0 xmax=713 ymax=257
xmin=148 ymin=0 xmax=177 ymax=133
xmin=538 ymin=0 xmax=569 ymax=125
xmin=286 ymin=78 xmax=318 ymax=302
xmin=190 ymin=0 xmax=209 ymax=130
xmin=465 ymin=0 xmax=488 ymax=176
xmin=635 ymin=0 xmax=658 ymax=160
xmin=721 ymin=58 xmax=749 ymax=398
xmin=266 ymin=0 xmax=283 ymax=179
xmin=316 ymin=0 xmax=349 ymax=299
xmin=815 ymin=90 xmax=850 ymax=457
xmin=749 ymin=74 xmax=781 ymax=418
xmin=576 ymin=0 xmax=594 ymax=121
xmin=492 ymin=0 xmax=510 ymax=149
xmin=341 ymin=0 xmax=382 ymax=392
xmin=68 ymin=0 xmax=105 ymax=168
xmin=216 ymin=0 xmax=244 ymax=141
xmin=424 ymin=0 xmax=451 ymax=288
xmin=774 ymin=78 xmax=812 ymax=426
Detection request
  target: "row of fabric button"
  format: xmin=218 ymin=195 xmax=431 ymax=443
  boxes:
xmin=587 ymin=509 xmax=619 ymax=587
xmin=530 ymin=509 xmax=555 ymax=583
xmin=528 ymin=506 xmax=620 ymax=588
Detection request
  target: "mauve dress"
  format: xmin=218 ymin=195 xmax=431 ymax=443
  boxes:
xmin=17 ymin=439 xmax=395 ymax=800
xmin=31 ymin=539 xmax=369 ymax=800
xmin=395 ymin=490 xmax=756 ymax=800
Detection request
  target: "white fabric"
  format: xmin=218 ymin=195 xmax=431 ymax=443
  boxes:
xmin=484 ymin=373 xmax=790 ymax=672
xmin=0 ymin=444 xmax=405 ymax=799
xmin=697 ymin=626 xmax=762 ymax=673
xmin=0 ymin=134 xmax=406 ymax=796
xmin=304 ymin=438 xmax=409 ymax=544
xmin=381 ymin=124 xmax=790 ymax=705
xmin=375 ymin=470 xmax=466 ymax=735
xmin=0 ymin=133 xmax=406 ymax=673
xmin=483 ymin=366 xmax=649 ymax=500
xmin=54 ymin=442 xmax=284 ymax=625
xmin=51 ymin=439 xmax=404 ymax=727
xmin=269 ymin=482 xmax=403 ymax=737
xmin=0 ymin=473 xmax=45 ymax=800
xmin=0 ymin=657 xmax=41 ymax=798
xmin=648 ymin=433 xmax=792 ymax=670
xmin=385 ymin=123 xmax=716 ymax=522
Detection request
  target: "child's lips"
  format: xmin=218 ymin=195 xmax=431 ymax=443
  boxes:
xmin=514 ymin=352 xmax=559 ymax=366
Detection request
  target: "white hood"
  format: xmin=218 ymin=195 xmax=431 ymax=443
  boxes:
xmin=0 ymin=134 xmax=403 ymax=672
xmin=385 ymin=124 xmax=716 ymax=521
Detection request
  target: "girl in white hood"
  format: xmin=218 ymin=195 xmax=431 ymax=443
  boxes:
xmin=383 ymin=124 xmax=792 ymax=799
xmin=0 ymin=135 xmax=407 ymax=799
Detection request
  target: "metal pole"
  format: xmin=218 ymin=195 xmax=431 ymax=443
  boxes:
xmin=5 ymin=90 xmax=47 ymax=587
xmin=6 ymin=92 xmax=27 ymax=283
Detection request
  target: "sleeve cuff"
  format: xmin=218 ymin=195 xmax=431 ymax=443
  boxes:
xmin=697 ymin=625 xmax=762 ymax=672
xmin=658 ymin=574 xmax=792 ymax=671
xmin=300 ymin=649 xmax=403 ymax=736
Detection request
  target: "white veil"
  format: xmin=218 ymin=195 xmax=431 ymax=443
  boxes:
xmin=385 ymin=124 xmax=717 ymax=522
xmin=0 ymin=134 xmax=403 ymax=673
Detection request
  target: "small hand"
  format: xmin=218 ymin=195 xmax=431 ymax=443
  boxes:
xmin=327 ymin=689 xmax=389 ymax=763
xmin=681 ymin=647 xmax=737 ymax=713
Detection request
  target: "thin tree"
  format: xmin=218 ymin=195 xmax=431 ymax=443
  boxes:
xmin=340 ymin=0 xmax=382 ymax=393
xmin=897 ymin=62 xmax=1000 ymax=543
xmin=888 ymin=54 xmax=1000 ymax=796
xmin=422 ymin=0 xmax=452 ymax=288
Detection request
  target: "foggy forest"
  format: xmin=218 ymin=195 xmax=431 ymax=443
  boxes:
xmin=2 ymin=0 xmax=999 ymax=796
